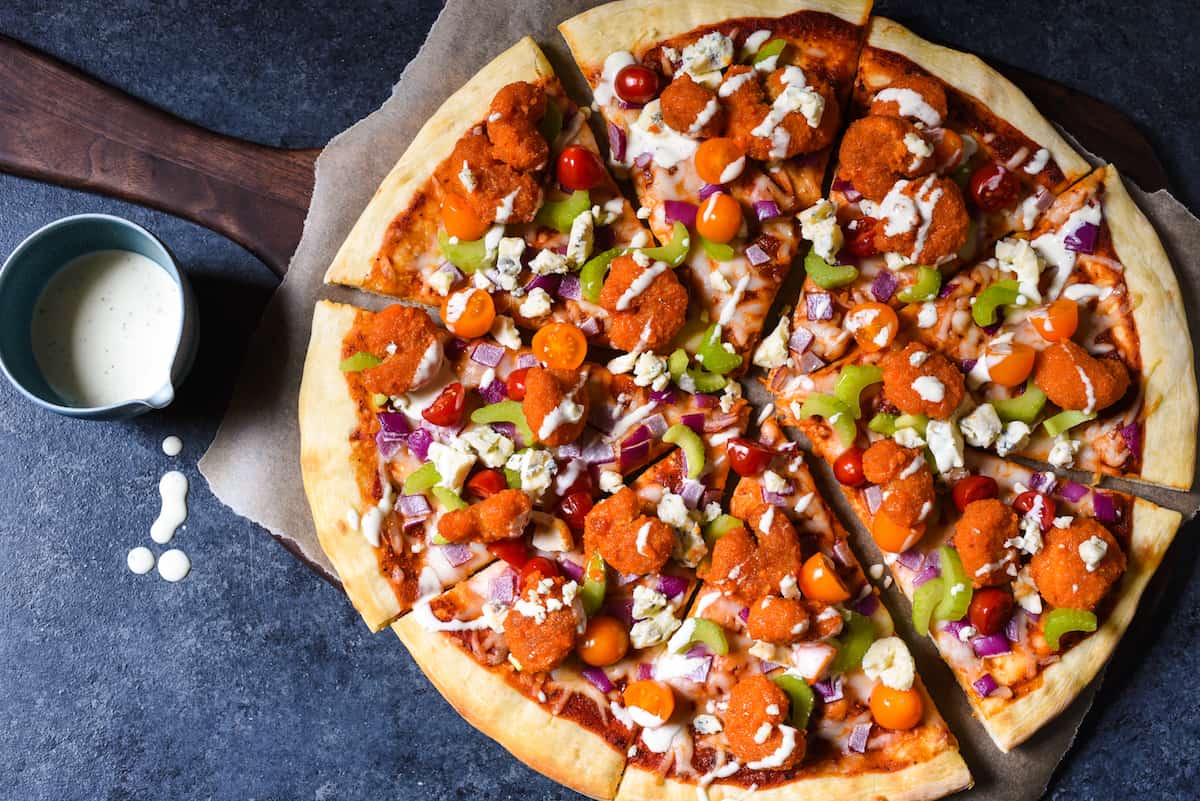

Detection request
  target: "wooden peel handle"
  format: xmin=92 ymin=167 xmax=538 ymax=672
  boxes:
xmin=0 ymin=34 xmax=317 ymax=276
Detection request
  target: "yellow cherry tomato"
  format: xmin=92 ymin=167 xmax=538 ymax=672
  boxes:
xmin=1030 ymin=298 xmax=1080 ymax=343
xmin=872 ymin=512 xmax=924 ymax=554
xmin=799 ymin=552 xmax=851 ymax=603
xmin=694 ymin=138 xmax=746 ymax=185
xmin=623 ymin=680 xmax=676 ymax=722
xmin=870 ymin=684 xmax=925 ymax=730
xmin=845 ymin=302 xmax=900 ymax=352
xmin=441 ymin=287 xmax=496 ymax=339
xmin=441 ymin=192 xmax=489 ymax=241
xmin=532 ymin=321 xmax=588 ymax=370
xmin=696 ymin=192 xmax=743 ymax=244
xmin=985 ymin=341 xmax=1036 ymax=387
xmin=578 ymin=616 xmax=630 ymax=667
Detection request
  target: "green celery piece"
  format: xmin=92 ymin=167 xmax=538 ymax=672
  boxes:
xmin=804 ymin=249 xmax=858 ymax=289
xmin=403 ymin=463 xmax=441 ymax=496
xmin=664 ymin=424 xmax=706 ymax=479
xmin=1042 ymin=608 xmax=1098 ymax=651
xmin=580 ymin=247 xmax=622 ymax=303
xmin=470 ymin=400 xmax=534 ymax=443
xmin=538 ymin=100 xmax=563 ymax=143
xmin=994 ymin=385 xmax=1048 ymax=424
xmin=696 ymin=324 xmax=743 ymax=375
xmin=972 ymin=279 xmax=1021 ymax=327
xmin=869 ymin=412 xmax=898 ymax=436
xmin=752 ymin=38 xmax=787 ymax=64
xmin=934 ymin=546 xmax=973 ymax=622
xmin=894 ymin=414 xmax=929 ymax=436
xmin=437 ymin=229 xmax=493 ymax=274
xmin=701 ymin=237 xmax=735 ymax=261
xmin=798 ymin=393 xmax=857 ymax=447
xmin=580 ymin=551 xmax=607 ymax=617
xmin=834 ymin=364 xmax=883 ymax=420
xmin=688 ymin=368 xmax=727 ymax=393
xmin=536 ymin=190 xmax=591 ymax=233
xmin=340 ymin=351 xmax=382 ymax=372
xmin=674 ymin=618 xmax=729 ymax=655
xmin=912 ymin=577 xmax=945 ymax=636
xmin=668 ymin=349 xmax=690 ymax=380
xmin=897 ymin=266 xmax=942 ymax=303
xmin=370 ymin=392 xmax=388 ymax=408
xmin=504 ymin=467 xmax=522 ymax=489
xmin=771 ymin=674 xmax=815 ymax=729
xmin=1043 ymin=409 xmax=1097 ymax=437
xmin=829 ymin=611 xmax=876 ymax=674
xmin=431 ymin=486 xmax=467 ymax=511
xmin=640 ymin=221 xmax=691 ymax=267
xmin=702 ymin=514 xmax=743 ymax=545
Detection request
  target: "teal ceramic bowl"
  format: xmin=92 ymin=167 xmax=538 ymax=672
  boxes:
xmin=0 ymin=214 xmax=199 ymax=419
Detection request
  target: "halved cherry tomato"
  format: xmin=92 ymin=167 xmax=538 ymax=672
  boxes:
xmin=614 ymin=64 xmax=660 ymax=106
xmin=872 ymin=513 xmax=924 ymax=554
xmin=466 ymin=468 xmax=506 ymax=500
xmin=578 ymin=616 xmax=631 ymax=667
xmin=505 ymin=367 xmax=530 ymax=401
xmin=557 ymin=490 xmax=594 ymax=532
xmin=847 ymin=217 xmax=880 ymax=259
xmin=441 ymin=191 xmax=489 ymax=241
xmin=487 ymin=539 xmax=530 ymax=568
xmin=952 ymin=475 xmax=999 ymax=512
xmin=846 ymin=302 xmax=899 ymax=352
xmin=441 ymin=287 xmax=496 ymax=339
xmin=557 ymin=144 xmax=605 ymax=191
xmin=531 ymin=321 xmax=588 ymax=370
xmin=870 ymin=684 xmax=924 ymax=730
xmin=968 ymin=587 xmax=1015 ymax=636
xmin=519 ymin=556 xmax=560 ymax=591
xmin=1013 ymin=490 xmax=1056 ymax=531
xmin=968 ymin=163 xmax=1021 ymax=212
xmin=932 ymin=128 xmax=965 ymax=171
xmin=694 ymin=138 xmax=746 ymax=185
xmin=984 ymin=341 xmax=1035 ymax=387
xmin=1030 ymin=298 xmax=1080 ymax=342
xmin=422 ymin=382 xmax=466 ymax=427
xmin=799 ymin=552 xmax=851 ymax=603
xmin=623 ymin=680 xmax=675 ymax=722
xmin=696 ymin=192 xmax=743 ymax=244
xmin=728 ymin=437 xmax=773 ymax=478
xmin=834 ymin=446 xmax=866 ymax=487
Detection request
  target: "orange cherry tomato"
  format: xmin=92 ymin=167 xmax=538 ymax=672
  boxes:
xmin=696 ymin=192 xmax=743 ymax=244
xmin=441 ymin=192 xmax=489 ymax=241
xmin=845 ymin=302 xmax=900 ymax=352
xmin=869 ymin=684 xmax=925 ymax=730
xmin=1030 ymin=298 xmax=1079 ymax=342
xmin=799 ymin=552 xmax=851 ymax=603
xmin=984 ymin=341 xmax=1035 ymax=387
xmin=872 ymin=512 xmax=924 ymax=554
xmin=578 ymin=616 xmax=631 ymax=667
xmin=519 ymin=556 xmax=560 ymax=591
xmin=532 ymin=321 xmax=588 ymax=370
xmin=694 ymin=138 xmax=746 ymax=185
xmin=441 ymin=287 xmax=496 ymax=339
xmin=932 ymin=128 xmax=965 ymax=171
xmin=623 ymin=680 xmax=676 ymax=722
xmin=466 ymin=468 xmax=507 ymax=500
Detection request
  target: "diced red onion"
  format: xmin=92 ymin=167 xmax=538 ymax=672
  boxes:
xmin=554 ymin=274 xmax=581 ymax=302
xmin=618 ymin=99 xmax=644 ymax=111
xmin=1005 ymin=611 xmax=1027 ymax=644
xmin=806 ymin=292 xmax=833 ymax=321
xmin=406 ymin=428 xmax=433 ymax=461
xmin=943 ymin=618 xmax=971 ymax=640
xmin=972 ymin=632 xmax=1012 ymax=658
xmin=814 ymin=676 xmax=843 ymax=703
xmin=865 ymin=485 xmax=883 ymax=515
xmin=679 ymin=479 xmax=705 ymax=509
xmin=487 ymin=569 xmax=518 ymax=604
xmin=852 ymin=593 xmax=879 ymax=617
xmin=698 ymin=183 xmax=723 ymax=201
xmin=490 ymin=421 xmax=520 ymax=450
xmin=797 ymin=351 xmax=826 ymax=374
xmin=375 ymin=412 xmax=411 ymax=458
xmin=738 ymin=606 xmax=750 ymax=623
xmin=634 ymin=152 xmax=653 ymax=168
xmin=788 ymin=326 xmax=815 ymax=354
xmin=832 ymin=178 xmax=862 ymax=203
xmin=760 ymin=488 xmax=791 ymax=508
xmin=525 ymin=273 xmax=561 ymax=297
xmin=871 ymin=270 xmax=898 ymax=302
xmin=938 ymin=280 xmax=958 ymax=299
xmin=656 ymin=574 xmax=690 ymax=599
xmin=582 ymin=666 xmax=615 ymax=694
xmin=589 ymin=403 xmax=619 ymax=435
xmin=684 ymin=656 xmax=712 ymax=683
xmin=556 ymin=442 xmax=582 ymax=459
xmin=897 ymin=548 xmax=925 ymax=571
xmin=961 ymin=358 xmax=977 ymax=374
xmin=620 ymin=439 xmax=650 ymax=468
xmin=607 ymin=597 xmax=636 ymax=626
xmin=1058 ymin=481 xmax=1089 ymax=502
xmin=754 ymin=200 xmax=782 ymax=221
xmin=912 ymin=563 xmax=941 ymax=587
xmin=848 ymin=723 xmax=872 ymax=753
xmin=643 ymin=413 xmax=669 ymax=438
xmin=579 ymin=316 xmax=602 ymax=337
xmin=1092 ymin=491 xmax=1118 ymax=523
xmin=745 ymin=244 xmax=771 ymax=266
xmin=436 ymin=261 xmax=463 ymax=286
xmin=679 ymin=412 xmax=705 ymax=434
xmin=973 ymin=673 xmax=999 ymax=698
xmin=607 ymin=122 xmax=626 ymax=163
xmin=687 ymin=644 xmax=711 ymax=659
xmin=618 ymin=572 xmax=643 ymax=586
xmin=478 ymin=379 xmax=507 ymax=404
xmin=664 ymin=200 xmax=698 ymax=228
xmin=1064 ymin=221 xmax=1099 ymax=254
xmin=398 ymin=493 xmax=431 ymax=520
xmin=516 ymin=353 xmax=540 ymax=368
xmin=1120 ymin=422 xmax=1142 ymax=457
xmin=637 ymin=663 xmax=654 ymax=681
xmin=558 ymin=559 xmax=584 ymax=582
xmin=439 ymin=543 xmax=473 ymax=567
xmin=470 ymin=342 xmax=506 ymax=368
xmin=582 ymin=439 xmax=617 ymax=465
xmin=1028 ymin=471 xmax=1052 ymax=493
xmin=694 ymin=393 xmax=718 ymax=408
xmin=703 ymin=412 xmax=740 ymax=433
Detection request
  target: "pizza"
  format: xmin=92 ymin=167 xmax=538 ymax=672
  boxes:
xmin=295 ymin=2 xmax=1195 ymax=798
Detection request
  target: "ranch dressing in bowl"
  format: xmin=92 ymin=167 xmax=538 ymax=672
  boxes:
xmin=31 ymin=249 xmax=182 ymax=408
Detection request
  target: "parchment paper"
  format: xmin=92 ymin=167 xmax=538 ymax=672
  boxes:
xmin=199 ymin=1 xmax=1200 ymax=797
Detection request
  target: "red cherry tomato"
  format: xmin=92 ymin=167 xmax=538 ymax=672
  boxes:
xmin=847 ymin=217 xmax=880 ymax=259
xmin=968 ymin=587 xmax=1015 ymax=636
xmin=520 ymin=556 xmax=560 ymax=591
xmin=557 ymin=144 xmax=606 ymax=191
xmin=1013 ymin=490 xmax=1056 ymax=531
xmin=968 ymin=163 xmax=1021 ymax=212
xmin=614 ymin=64 xmax=660 ymax=105
xmin=728 ymin=437 xmax=773 ymax=477
xmin=557 ymin=490 xmax=594 ymax=532
xmin=560 ymin=470 xmax=593 ymax=499
xmin=466 ymin=468 xmax=507 ymax=500
xmin=505 ymin=367 xmax=530 ymax=401
xmin=952 ymin=475 xmax=999 ymax=512
xmin=422 ymin=382 xmax=465 ymax=428
xmin=487 ymin=539 xmax=529 ymax=568
xmin=833 ymin=447 xmax=867 ymax=487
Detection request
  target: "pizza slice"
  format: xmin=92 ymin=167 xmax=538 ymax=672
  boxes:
xmin=834 ymin=447 xmax=1180 ymax=751
xmin=560 ymin=0 xmax=873 ymax=366
xmin=392 ymin=413 xmax=748 ymax=799
xmin=298 ymin=299 xmax=739 ymax=632
xmin=324 ymin=37 xmax=665 ymax=349
xmin=616 ymin=420 xmax=970 ymax=801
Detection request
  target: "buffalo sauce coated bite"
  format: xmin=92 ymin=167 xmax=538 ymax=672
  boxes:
xmin=723 ymin=674 xmax=805 ymax=769
xmin=861 ymin=440 xmax=935 ymax=529
xmin=597 ymin=253 xmax=688 ymax=353
xmin=705 ymin=485 xmax=804 ymax=605
xmin=952 ymin=499 xmax=1019 ymax=588
xmin=659 ymin=73 xmax=725 ymax=137
xmin=870 ymin=176 xmax=970 ymax=264
xmin=505 ymin=575 xmax=582 ymax=673
xmin=347 ymin=304 xmax=442 ymax=397
xmin=837 ymin=116 xmax=934 ymax=201
xmin=486 ymin=81 xmax=549 ymax=171
xmin=522 ymin=366 xmax=590 ymax=447
xmin=437 ymin=489 xmax=532 ymax=544
xmin=1032 ymin=340 xmax=1131 ymax=413
xmin=880 ymin=342 xmax=966 ymax=420
xmin=583 ymin=487 xmax=673 ymax=575
xmin=1030 ymin=519 xmax=1126 ymax=611
xmin=721 ymin=65 xmax=840 ymax=162
xmin=746 ymin=595 xmax=809 ymax=645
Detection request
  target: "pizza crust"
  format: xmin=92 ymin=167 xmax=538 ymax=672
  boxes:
xmin=977 ymin=499 xmax=1181 ymax=751
xmin=324 ymin=36 xmax=554 ymax=292
xmin=298 ymin=300 xmax=401 ymax=632
xmin=393 ymin=615 xmax=628 ymax=801
xmin=1099 ymin=165 xmax=1198 ymax=489
xmin=558 ymin=0 xmax=872 ymax=68
xmin=865 ymin=17 xmax=1091 ymax=184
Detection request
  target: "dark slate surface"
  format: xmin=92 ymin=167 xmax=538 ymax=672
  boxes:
xmin=0 ymin=2 xmax=1197 ymax=800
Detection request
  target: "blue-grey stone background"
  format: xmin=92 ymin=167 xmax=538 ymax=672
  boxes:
xmin=1 ymin=2 xmax=1197 ymax=799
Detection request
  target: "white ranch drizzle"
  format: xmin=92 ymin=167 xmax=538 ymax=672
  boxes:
xmin=157 ymin=548 xmax=191 ymax=582
xmin=161 ymin=436 xmax=183 ymax=457
xmin=150 ymin=470 xmax=188 ymax=544
xmin=874 ymin=87 xmax=942 ymax=127
xmin=126 ymin=546 xmax=155 ymax=575
xmin=617 ymin=261 xmax=669 ymax=310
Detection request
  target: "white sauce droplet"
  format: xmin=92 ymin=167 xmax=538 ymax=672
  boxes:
xmin=126 ymin=546 xmax=155 ymax=575
xmin=150 ymin=470 xmax=189 ymax=544
xmin=161 ymin=435 xmax=183 ymax=456
xmin=157 ymin=549 xmax=191 ymax=582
